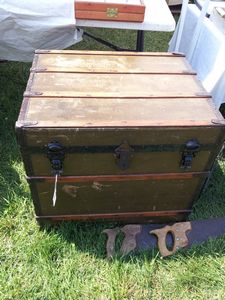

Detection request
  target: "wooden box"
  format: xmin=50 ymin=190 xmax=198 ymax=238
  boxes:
xmin=75 ymin=0 xmax=145 ymax=22
xmin=16 ymin=50 xmax=225 ymax=224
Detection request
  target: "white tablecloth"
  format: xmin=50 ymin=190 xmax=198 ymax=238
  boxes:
xmin=0 ymin=0 xmax=82 ymax=62
xmin=77 ymin=0 xmax=175 ymax=31
xmin=169 ymin=4 xmax=225 ymax=108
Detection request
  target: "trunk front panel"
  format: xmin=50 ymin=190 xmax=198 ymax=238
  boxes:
xmin=20 ymin=127 xmax=223 ymax=176
xmin=30 ymin=176 xmax=204 ymax=216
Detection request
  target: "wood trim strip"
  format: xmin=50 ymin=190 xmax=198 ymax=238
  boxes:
xmin=36 ymin=210 xmax=192 ymax=221
xmin=24 ymin=92 xmax=211 ymax=99
xmin=30 ymin=54 xmax=39 ymax=71
xmin=29 ymin=69 xmax=197 ymax=75
xmin=34 ymin=50 xmax=185 ymax=57
xmin=16 ymin=97 xmax=29 ymax=123
xmin=25 ymin=143 xmax=214 ymax=154
xmin=75 ymin=2 xmax=145 ymax=13
xmin=27 ymin=172 xmax=209 ymax=183
xmin=19 ymin=119 xmax=222 ymax=128
xmin=25 ymin=72 xmax=35 ymax=93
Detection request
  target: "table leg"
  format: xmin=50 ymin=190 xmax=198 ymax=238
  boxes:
xmin=82 ymin=28 xmax=145 ymax=52
xmin=136 ymin=30 xmax=144 ymax=52
xmin=83 ymin=30 xmax=133 ymax=51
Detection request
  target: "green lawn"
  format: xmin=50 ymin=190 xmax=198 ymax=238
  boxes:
xmin=0 ymin=28 xmax=225 ymax=300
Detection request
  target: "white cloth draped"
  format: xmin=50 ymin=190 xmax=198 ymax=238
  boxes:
xmin=0 ymin=0 xmax=82 ymax=62
xmin=169 ymin=4 xmax=225 ymax=108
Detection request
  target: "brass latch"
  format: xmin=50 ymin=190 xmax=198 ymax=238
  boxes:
xmin=106 ymin=8 xmax=118 ymax=18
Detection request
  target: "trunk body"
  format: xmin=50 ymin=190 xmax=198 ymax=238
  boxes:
xmin=16 ymin=50 xmax=225 ymax=223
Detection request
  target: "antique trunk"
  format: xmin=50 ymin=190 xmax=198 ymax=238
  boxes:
xmin=75 ymin=0 xmax=145 ymax=22
xmin=16 ymin=50 xmax=225 ymax=224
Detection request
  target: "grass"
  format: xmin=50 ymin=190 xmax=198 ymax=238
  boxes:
xmin=0 ymin=27 xmax=225 ymax=300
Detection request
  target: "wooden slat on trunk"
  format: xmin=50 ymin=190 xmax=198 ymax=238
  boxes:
xmin=26 ymin=73 xmax=208 ymax=98
xmin=33 ymin=52 xmax=195 ymax=74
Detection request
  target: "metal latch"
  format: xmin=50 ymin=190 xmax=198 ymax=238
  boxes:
xmin=114 ymin=141 xmax=134 ymax=170
xmin=106 ymin=8 xmax=118 ymax=18
xmin=46 ymin=141 xmax=65 ymax=175
xmin=180 ymin=139 xmax=200 ymax=169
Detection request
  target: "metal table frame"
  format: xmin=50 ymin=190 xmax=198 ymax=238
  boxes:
xmin=82 ymin=29 xmax=145 ymax=51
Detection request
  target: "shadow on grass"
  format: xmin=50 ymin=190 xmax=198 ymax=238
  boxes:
xmin=39 ymin=160 xmax=225 ymax=261
xmin=0 ymin=131 xmax=32 ymax=215
xmin=0 ymin=61 xmax=31 ymax=215
xmin=189 ymin=159 xmax=225 ymax=220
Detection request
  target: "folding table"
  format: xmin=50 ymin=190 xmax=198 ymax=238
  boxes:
xmin=76 ymin=0 xmax=176 ymax=51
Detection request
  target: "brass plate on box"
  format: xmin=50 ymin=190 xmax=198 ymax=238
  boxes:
xmin=106 ymin=8 xmax=118 ymax=18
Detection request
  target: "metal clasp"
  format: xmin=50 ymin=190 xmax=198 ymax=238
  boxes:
xmin=46 ymin=141 xmax=65 ymax=175
xmin=180 ymin=139 xmax=200 ymax=170
xmin=114 ymin=141 xmax=134 ymax=170
xmin=106 ymin=8 xmax=118 ymax=18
